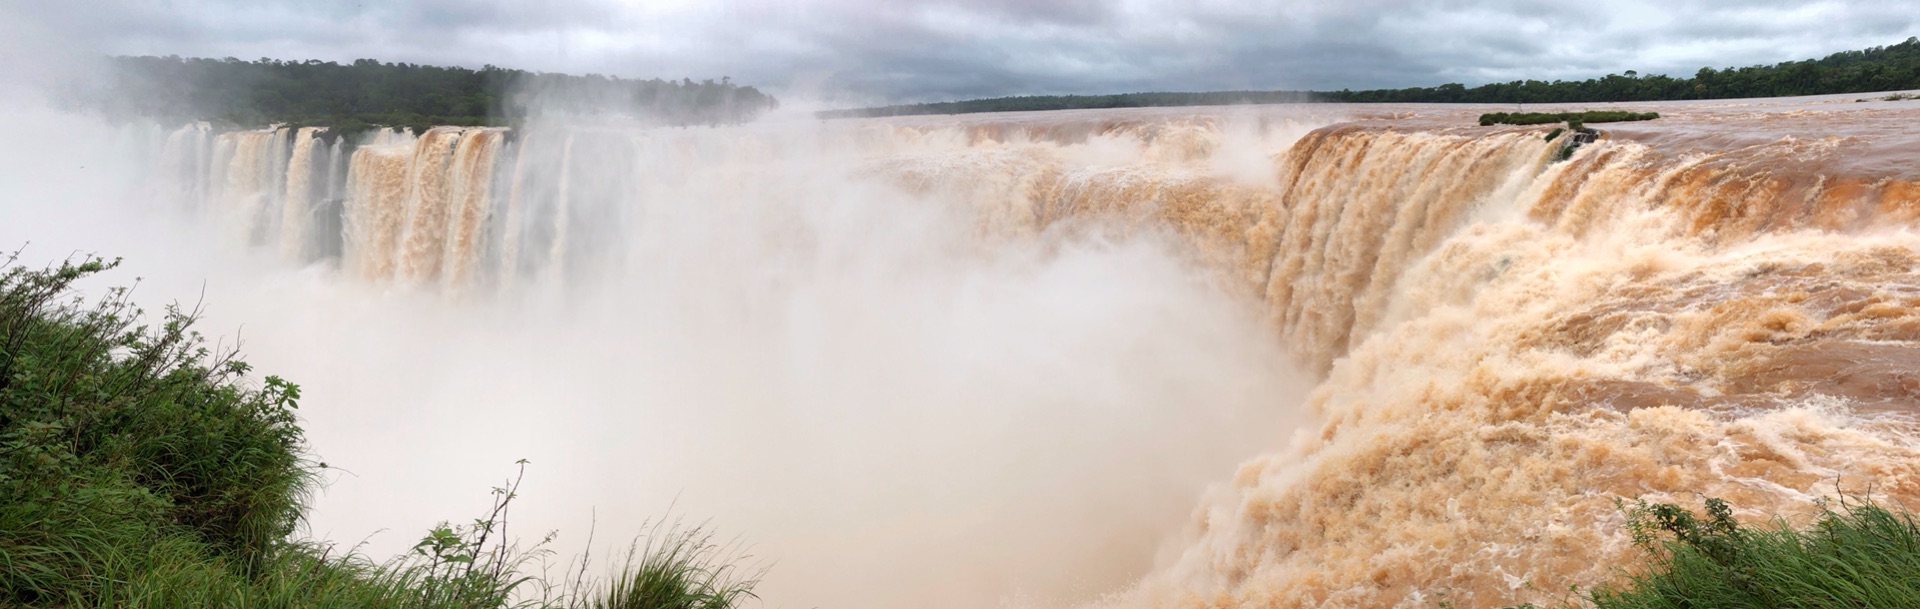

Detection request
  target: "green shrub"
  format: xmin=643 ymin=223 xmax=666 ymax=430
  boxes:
xmin=1543 ymin=127 xmax=1565 ymax=142
xmin=0 ymin=254 xmax=308 ymax=594
xmin=0 ymin=254 xmax=761 ymax=609
xmin=1592 ymin=496 xmax=1920 ymax=609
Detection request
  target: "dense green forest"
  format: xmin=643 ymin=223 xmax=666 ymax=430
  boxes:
xmin=83 ymin=56 xmax=779 ymax=131
xmin=826 ymin=36 xmax=1920 ymax=118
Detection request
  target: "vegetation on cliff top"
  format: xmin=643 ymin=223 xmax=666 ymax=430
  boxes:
xmin=815 ymin=90 xmax=1312 ymax=118
xmin=77 ymin=56 xmax=780 ymax=132
xmin=0 ymin=254 xmax=761 ymax=608
xmin=826 ymin=36 xmax=1920 ymax=118
xmin=1478 ymin=111 xmax=1659 ymax=126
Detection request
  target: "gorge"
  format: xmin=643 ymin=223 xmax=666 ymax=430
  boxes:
xmin=14 ymin=91 xmax=1920 ymax=609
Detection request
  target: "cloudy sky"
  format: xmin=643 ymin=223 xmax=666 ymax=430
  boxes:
xmin=9 ymin=0 xmax=1918 ymax=105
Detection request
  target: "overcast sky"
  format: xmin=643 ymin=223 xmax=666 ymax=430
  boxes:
xmin=7 ymin=0 xmax=1917 ymax=106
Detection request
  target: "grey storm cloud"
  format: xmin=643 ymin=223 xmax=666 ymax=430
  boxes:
xmin=6 ymin=0 xmax=1916 ymax=105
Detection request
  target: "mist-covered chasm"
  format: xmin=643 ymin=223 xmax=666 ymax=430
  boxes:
xmin=0 ymin=99 xmax=1317 ymax=609
xmin=32 ymin=42 xmax=1920 ymax=607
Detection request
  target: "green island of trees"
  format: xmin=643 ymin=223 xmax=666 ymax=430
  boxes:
xmin=824 ymin=36 xmax=1920 ymax=118
xmin=1478 ymin=111 xmax=1660 ymax=126
xmin=80 ymin=56 xmax=780 ymax=133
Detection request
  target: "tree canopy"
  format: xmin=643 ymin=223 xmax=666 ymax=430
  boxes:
xmin=80 ymin=56 xmax=779 ymax=131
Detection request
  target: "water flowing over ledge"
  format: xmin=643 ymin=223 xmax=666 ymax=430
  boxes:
xmin=141 ymin=97 xmax=1920 ymax=608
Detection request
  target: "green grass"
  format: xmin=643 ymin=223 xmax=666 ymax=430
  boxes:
xmin=1587 ymin=496 xmax=1920 ymax=609
xmin=581 ymin=519 xmax=763 ymax=609
xmin=0 ymin=253 xmax=760 ymax=609
xmin=1478 ymin=111 xmax=1660 ymax=126
xmin=1 ymin=253 xmax=309 ymax=601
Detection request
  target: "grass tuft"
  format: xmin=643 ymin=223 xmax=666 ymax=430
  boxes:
xmin=582 ymin=519 xmax=763 ymax=609
xmin=1591 ymin=495 xmax=1920 ymax=609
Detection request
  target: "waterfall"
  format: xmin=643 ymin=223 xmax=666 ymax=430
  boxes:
xmin=279 ymin=126 xmax=323 ymax=261
xmin=394 ymin=128 xmax=464 ymax=283
xmin=440 ymin=128 xmax=506 ymax=291
xmin=138 ymin=109 xmax=1920 ymax=609
xmin=210 ymin=127 xmax=292 ymax=244
xmin=329 ymin=127 xmax=510 ymax=286
xmin=342 ymin=133 xmax=416 ymax=280
xmin=157 ymin=122 xmax=213 ymax=209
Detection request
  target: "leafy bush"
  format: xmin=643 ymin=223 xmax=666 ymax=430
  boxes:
xmin=0 ymin=254 xmax=308 ymax=599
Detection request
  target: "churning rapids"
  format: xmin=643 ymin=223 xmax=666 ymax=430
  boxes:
xmin=6 ymin=91 xmax=1920 ymax=609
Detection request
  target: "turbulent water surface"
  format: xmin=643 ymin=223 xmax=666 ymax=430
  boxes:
xmin=7 ymin=92 xmax=1920 ymax=609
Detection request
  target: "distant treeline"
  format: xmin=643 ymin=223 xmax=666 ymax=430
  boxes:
xmin=1327 ymin=37 xmax=1920 ymax=103
xmin=825 ymin=37 xmax=1920 ymax=118
xmin=817 ymin=91 xmax=1310 ymax=119
xmin=82 ymin=56 xmax=780 ymax=132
